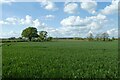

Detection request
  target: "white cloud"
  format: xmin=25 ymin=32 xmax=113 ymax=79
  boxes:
xmin=0 ymin=31 xmax=20 ymax=38
xmin=33 ymin=19 xmax=41 ymax=28
xmin=107 ymin=28 xmax=118 ymax=37
xmin=89 ymin=22 xmax=101 ymax=30
xmin=0 ymin=15 xmax=47 ymax=30
xmin=96 ymin=14 xmax=106 ymax=20
xmin=80 ymin=1 xmax=97 ymax=14
xmin=64 ymin=3 xmax=78 ymax=14
xmin=45 ymin=15 xmax=55 ymax=20
xmin=40 ymin=0 xmax=58 ymax=11
xmin=0 ymin=20 xmax=9 ymax=25
xmin=0 ymin=0 xmax=14 ymax=4
xmin=32 ymin=19 xmax=46 ymax=29
xmin=61 ymin=16 xmax=89 ymax=27
xmin=87 ymin=13 xmax=106 ymax=20
xmin=60 ymin=14 xmax=107 ymax=27
xmin=42 ymin=26 xmax=90 ymax=38
xmin=20 ymin=15 xmax=33 ymax=25
xmin=60 ymin=14 xmax=109 ymax=37
xmin=101 ymin=0 xmax=119 ymax=15
xmin=0 ymin=17 xmax=19 ymax=25
xmin=6 ymin=17 xmax=18 ymax=25
xmin=20 ymin=15 xmax=47 ymax=29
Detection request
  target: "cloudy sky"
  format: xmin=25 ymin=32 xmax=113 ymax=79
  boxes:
xmin=0 ymin=0 xmax=119 ymax=38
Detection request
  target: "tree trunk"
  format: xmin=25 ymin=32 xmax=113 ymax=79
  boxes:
xmin=29 ymin=37 xmax=32 ymax=41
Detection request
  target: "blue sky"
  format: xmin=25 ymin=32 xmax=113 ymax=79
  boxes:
xmin=0 ymin=0 xmax=118 ymax=38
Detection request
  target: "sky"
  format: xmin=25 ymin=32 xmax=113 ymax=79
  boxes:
xmin=0 ymin=0 xmax=119 ymax=38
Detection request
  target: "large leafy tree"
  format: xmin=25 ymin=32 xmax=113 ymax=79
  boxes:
xmin=21 ymin=27 xmax=38 ymax=41
xmin=39 ymin=31 xmax=48 ymax=41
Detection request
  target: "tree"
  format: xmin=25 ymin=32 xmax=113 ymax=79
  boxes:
xmin=112 ymin=37 xmax=115 ymax=41
xmin=95 ymin=34 xmax=101 ymax=41
xmin=9 ymin=37 xmax=16 ymax=40
xmin=38 ymin=31 xmax=47 ymax=41
xmin=47 ymin=37 xmax=53 ymax=41
xmin=88 ymin=33 xmax=94 ymax=41
xmin=18 ymin=37 xmax=22 ymax=39
xmin=101 ymin=32 xmax=109 ymax=41
xmin=21 ymin=27 xmax=38 ymax=41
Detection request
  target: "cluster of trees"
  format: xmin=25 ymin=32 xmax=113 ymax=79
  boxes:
xmin=87 ymin=33 xmax=116 ymax=41
xmin=21 ymin=27 xmax=52 ymax=41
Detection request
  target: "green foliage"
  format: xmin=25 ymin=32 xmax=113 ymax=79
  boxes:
xmin=21 ymin=27 xmax=38 ymax=41
xmin=101 ymin=33 xmax=109 ymax=41
xmin=87 ymin=33 xmax=94 ymax=41
xmin=95 ymin=34 xmax=101 ymax=41
xmin=38 ymin=31 xmax=48 ymax=41
xmin=8 ymin=37 xmax=16 ymax=40
xmin=74 ymin=37 xmax=80 ymax=40
xmin=2 ymin=41 xmax=118 ymax=78
xmin=0 ymin=44 xmax=1 ymax=77
xmin=112 ymin=37 xmax=115 ymax=41
xmin=47 ymin=37 xmax=53 ymax=41
xmin=2 ymin=39 xmax=27 ymax=43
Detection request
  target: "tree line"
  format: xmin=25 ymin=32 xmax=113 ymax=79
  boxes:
xmin=21 ymin=27 xmax=117 ymax=42
xmin=87 ymin=33 xmax=116 ymax=41
xmin=2 ymin=27 xmax=117 ymax=43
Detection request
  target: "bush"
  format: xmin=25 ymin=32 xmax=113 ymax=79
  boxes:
xmin=8 ymin=37 xmax=16 ymax=40
xmin=47 ymin=37 xmax=53 ymax=41
xmin=74 ymin=37 xmax=80 ymax=40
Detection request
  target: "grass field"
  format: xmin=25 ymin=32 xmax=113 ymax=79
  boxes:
xmin=0 ymin=43 xmax=2 ymax=77
xmin=2 ymin=41 xmax=118 ymax=78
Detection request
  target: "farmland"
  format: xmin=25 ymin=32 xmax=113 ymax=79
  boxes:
xmin=2 ymin=40 xmax=118 ymax=78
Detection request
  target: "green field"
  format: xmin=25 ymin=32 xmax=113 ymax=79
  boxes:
xmin=2 ymin=41 xmax=118 ymax=78
xmin=0 ymin=43 xmax=2 ymax=77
